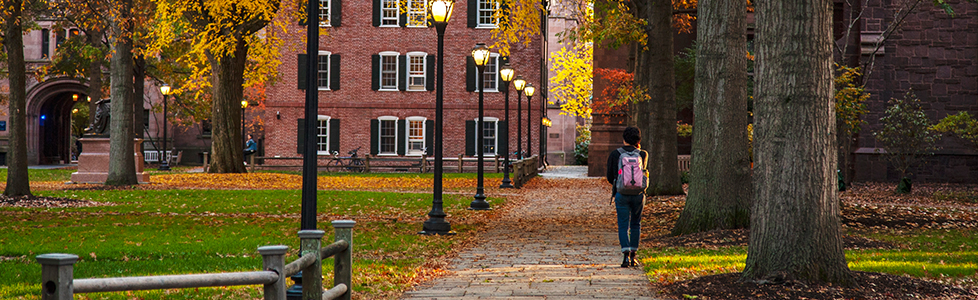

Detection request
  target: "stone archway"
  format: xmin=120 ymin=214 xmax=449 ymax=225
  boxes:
xmin=25 ymin=78 xmax=88 ymax=165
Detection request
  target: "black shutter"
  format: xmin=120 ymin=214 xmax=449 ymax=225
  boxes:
xmin=371 ymin=54 xmax=380 ymax=90
xmin=501 ymin=0 xmax=509 ymax=24
xmin=329 ymin=119 xmax=340 ymax=154
xmin=467 ymin=0 xmax=477 ymax=28
xmin=297 ymin=54 xmax=307 ymax=90
xmin=331 ymin=0 xmax=342 ymax=27
xmin=297 ymin=118 xmax=305 ymax=154
xmin=330 ymin=54 xmax=340 ymax=90
xmin=398 ymin=5 xmax=407 ymax=27
xmin=425 ymin=55 xmax=435 ymax=91
xmin=397 ymin=119 xmax=406 ymax=155
xmin=465 ymin=120 xmax=476 ymax=156
xmin=425 ymin=119 xmax=434 ymax=155
xmin=398 ymin=55 xmax=407 ymax=91
xmin=372 ymin=0 xmax=381 ymax=26
xmin=370 ymin=119 xmax=379 ymax=155
xmin=465 ymin=55 xmax=476 ymax=92
xmin=499 ymin=120 xmax=508 ymax=157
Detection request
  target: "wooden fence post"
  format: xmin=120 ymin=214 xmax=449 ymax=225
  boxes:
xmin=36 ymin=253 xmax=78 ymax=300
xmin=259 ymin=245 xmax=288 ymax=300
xmin=298 ymin=230 xmax=324 ymax=300
xmin=332 ymin=220 xmax=355 ymax=300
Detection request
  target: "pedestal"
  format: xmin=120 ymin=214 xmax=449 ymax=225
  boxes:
xmin=588 ymin=114 xmax=629 ymax=177
xmin=71 ymin=137 xmax=150 ymax=184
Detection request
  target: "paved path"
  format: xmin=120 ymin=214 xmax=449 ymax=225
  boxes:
xmin=400 ymin=166 xmax=659 ymax=299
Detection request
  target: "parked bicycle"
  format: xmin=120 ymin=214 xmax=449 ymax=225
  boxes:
xmin=326 ymin=146 xmax=365 ymax=172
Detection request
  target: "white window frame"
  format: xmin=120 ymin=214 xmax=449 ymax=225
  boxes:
xmin=405 ymin=116 xmax=427 ymax=156
xmin=319 ymin=0 xmax=331 ymax=27
xmin=377 ymin=116 xmax=399 ymax=156
xmin=379 ymin=51 xmax=399 ymax=91
xmin=476 ymin=54 xmax=499 ymax=92
xmin=316 ymin=115 xmax=331 ymax=155
xmin=475 ymin=117 xmax=499 ymax=157
xmin=477 ymin=0 xmax=500 ymax=28
xmin=380 ymin=0 xmax=399 ymax=27
xmin=317 ymin=51 xmax=331 ymax=91
xmin=406 ymin=52 xmax=427 ymax=91
xmin=407 ymin=0 xmax=428 ymax=28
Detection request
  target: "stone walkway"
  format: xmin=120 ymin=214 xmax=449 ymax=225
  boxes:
xmin=400 ymin=166 xmax=660 ymax=299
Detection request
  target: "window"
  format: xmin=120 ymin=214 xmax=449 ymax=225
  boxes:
xmin=407 ymin=52 xmax=426 ymax=91
xmin=317 ymin=115 xmax=331 ymax=155
xmin=478 ymin=0 xmax=499 ymax=28
xmin=406 ymin=117 xmax=426 ymax=155
xmin=378 ymin=116 xmax=398 ymax=155
xmin=319 ymin=0 xmax=330 ymax=27
xmin=381 ymin=0 xmax=398 ymax=26
xmin=481 ymin=118 xmax=498 ymax=155
xmin=380 ymin=52 xmax=398 ymax=90
xmin=481 ymin=54 xmax=499 ymax=92
xmin=407 ymin=0 xmax=427 ymax=27
xmin=41 ymin=29 xmax=49 ymax=59
xmin=317 ymin=51 xmax=330 ymax=90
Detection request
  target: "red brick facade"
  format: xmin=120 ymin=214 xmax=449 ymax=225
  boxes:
xmin=262 ymin=0 xmax=545 ymax=164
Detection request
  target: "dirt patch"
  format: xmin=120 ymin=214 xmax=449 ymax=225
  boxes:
xmin=647 ymin=229 xmax=898 ymax=250
xmin=664 ymin=271 xmax=978 ymax=300
xmin=0 ymin=195 xmax=112 ymax=208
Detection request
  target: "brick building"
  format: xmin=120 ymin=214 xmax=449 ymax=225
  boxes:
xmin=261 ymin=0 xmax=545 ymax=164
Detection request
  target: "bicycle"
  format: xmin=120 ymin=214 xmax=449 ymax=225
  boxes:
xmin=326 ymin=146 xmax=365 ymax=172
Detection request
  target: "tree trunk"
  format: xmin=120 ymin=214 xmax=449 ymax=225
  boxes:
xmin=672 ymin=0 xmax=751 ymax=236
xmin=742 ymin=0 xmax=854 ymax=286
xmin=631 ymin=0 xmax=684 ymax=196
xmin=106 ymin=0 xmax=138 ymax=186
xmin=87 ymin=31 xmax=104 ymax=123
xmin=207 ymin=39 xmax=248 ymax=173
xmin=2 ymin=0 xmax=33 ymax=197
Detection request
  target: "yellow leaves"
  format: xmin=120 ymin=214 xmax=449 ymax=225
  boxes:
xmin=489 ymin=0 xmax=543 ymax=56
xmin=148 ymin=173 xmax=491 ymax=191
xmin=548 ymin=43 xmax=593 ymax=118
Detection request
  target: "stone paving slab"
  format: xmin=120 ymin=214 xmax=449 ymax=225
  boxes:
xmin=399 ymin=177 xmax=662 ymax=300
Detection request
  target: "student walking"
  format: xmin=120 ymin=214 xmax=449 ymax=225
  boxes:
xmin=605 ymin=126 xmax=649 ymax=268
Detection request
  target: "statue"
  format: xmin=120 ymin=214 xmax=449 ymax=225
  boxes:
xmin=84 ymin=99 xmax=111 ymax=135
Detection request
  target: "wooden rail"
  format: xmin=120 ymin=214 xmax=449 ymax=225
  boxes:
xmin=36 ymin=220 xmax=356 ymax=300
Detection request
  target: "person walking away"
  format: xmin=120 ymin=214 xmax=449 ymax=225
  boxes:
xmin=606 ymin=126 xmax=649 ymax=267
xmin=244 ymin=134 xmax=257 ymax=164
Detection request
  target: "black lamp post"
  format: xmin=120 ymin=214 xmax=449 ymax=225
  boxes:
xmin=524 ymin=83 xmax=536 ymax=158
xmin=498 ymin=63 xmax=515 ymax=188
xmin=469 ymin=42 xmax=492 ymax=210
xmin=421 ymin=0 xmax=455 ymax=235
xmin=158 ymin=84 xmax=171 ymax=171
xmin=513 ymin=76 xmax=526 ymax=159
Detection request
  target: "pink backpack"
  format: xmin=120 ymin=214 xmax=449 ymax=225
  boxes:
xmin=616 ymin=148 xmax=648 ymax=195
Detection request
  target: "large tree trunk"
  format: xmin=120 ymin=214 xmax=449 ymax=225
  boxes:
xmin=206 ymin=38 xmax=248 ymax=173
xmin=742 ymin=0 xmax=854 ymax=285
xmin=672 ymin=0 xmax=751 ymax=235
xmin=631 ymin=0 xmax=684 ymax=196
xmin=106 ymin=0 xmax=138 ymax=186
xmin=2 ymin=0 xmax=33 ymax=197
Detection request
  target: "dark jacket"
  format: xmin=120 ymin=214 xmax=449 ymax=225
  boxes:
xmin=606 ymin=145 xmax=648 ymax=192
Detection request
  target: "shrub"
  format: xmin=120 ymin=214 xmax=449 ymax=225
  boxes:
xmin=574 ymin=124 xmax=591 ymax=165
xmin=873 ymin=91 xmax=941 ymax=193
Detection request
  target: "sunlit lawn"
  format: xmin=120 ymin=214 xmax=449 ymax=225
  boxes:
xmin=0 ymin=169 xmax=502 ymax=299
xmin=638 ymin=229 xmax=978 ymax=285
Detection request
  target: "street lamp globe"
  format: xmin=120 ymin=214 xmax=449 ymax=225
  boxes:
xmin=524 ymin=83 xmax=535 ymax=97
xmin=431 ymin=0 xmax=454 ymax=24
xmin=471 ymin=43 xmax=491 ymax=67
xmin=513 ymin=75 xmax=527 ymax=92
xmin=500 ymin=63 xmax=515 ymax=83
xmin=241 ymin=100 xmax=248 ymax=109
xmin=159 ymin=84 xmax=171 ymax=96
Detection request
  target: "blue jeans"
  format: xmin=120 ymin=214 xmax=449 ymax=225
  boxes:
xmin=615 ymin=193 xmax=644 ymax=252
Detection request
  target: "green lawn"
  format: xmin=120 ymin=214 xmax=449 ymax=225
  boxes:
xmin=1 ymin=187 xmax=496 ymax=299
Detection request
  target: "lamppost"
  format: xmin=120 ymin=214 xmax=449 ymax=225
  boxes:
xmin=524 ymin=83 xmax=536 ymax=158
xmin=158 ymin=84 xmax=171 ymax=171
xmin=469 ymin=42 xmax=492 ymax=210
xmin=241 ymin=100 xmax=248 ymax=147
xmin=513 ymin=76 xmax=526 ymax=159
xmin=498 ymin=62 xmax=515 ymax=188
xmin=421 ymin=0 xmax=455 ymax=235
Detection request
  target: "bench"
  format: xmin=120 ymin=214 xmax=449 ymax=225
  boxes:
xmin=363 ymin=156 xmax=428 ymax=173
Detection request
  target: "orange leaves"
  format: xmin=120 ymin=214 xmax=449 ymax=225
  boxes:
xmin=148 ymin=173 xmax=493 ymax=191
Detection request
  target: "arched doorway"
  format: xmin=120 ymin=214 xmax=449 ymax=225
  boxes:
xmin=26 ymin=78 xmax=88 ymax=165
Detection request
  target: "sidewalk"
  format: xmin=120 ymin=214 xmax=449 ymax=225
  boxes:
xmin=400 ymin=167 xmax=659 ymax=299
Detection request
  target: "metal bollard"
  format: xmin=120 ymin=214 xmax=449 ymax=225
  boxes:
xmin=332 ymin=220 xmax=355 ymax=300
xmin=297 ymin=230 xmax=324 ymax=300
xmin=36 ymin=253 xmax=79 ymax=300
xmin=259 ymin=245 xmax=288 ymax=300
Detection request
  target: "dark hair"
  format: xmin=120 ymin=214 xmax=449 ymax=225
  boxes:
xmin=623 ymin=126 xmax=641 ymax=146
